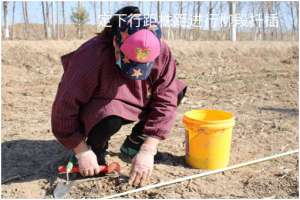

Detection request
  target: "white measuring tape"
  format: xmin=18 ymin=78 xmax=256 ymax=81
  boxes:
xmin=101 ymin=149 xmax=298 ymax=199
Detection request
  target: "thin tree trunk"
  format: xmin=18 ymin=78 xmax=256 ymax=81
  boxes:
xmin=229 ymin=1 xmax=236 ymax=42
xmin=99 ymin=1 xmax=103 ymax=30
xmin=289 ymin=2 xmax=296 ymax=40
xmin=191 ymin=1 xmax=196 ymax=40
xmin=290 ymin=2 xmax=295 ymax=32
xmin=261 ymin=3 xmax=265 ymax=40
xmin=251 ymin=2 xmax=258 ymax=41
xmin=197 ymin=1 xmax=201 ymax=16
xmin=295 ymin=2 xmax=299 ymax=32
xmin=3 ymin=1 xmax=9 ymax=39
xmin=149 ymin=2 xmax=153 ymax=15
xmin=93 ymin=1 xmax=98 ymax=31
xmin=62 ymin=1 xmax=65 ymax=38
xmin=24 ymin=2 xmax=29 ymax=25
xmin=157 ymin=1 xmax=161 ymax=22
xmin=77 ymin=1 xmax=81 ymax=38
xmin=22 ymin=1 xmax=29 ymax=39
xmin=197 ymin=1 xmax=201 ymax=39
xmin=167 ymin=1 xmax=173 ymax=40
xmin=178 ymin=1 xmax=183 ymax=39
xmin=276 ymin=2 xmax=283 ymax=40
xmin=257 ymin=3 xmax=262 ymax=40
xmin=51 ymin=1 xmax=55 ymax=39
xmin=100 ymin=1 xmax=103 ymax=16
xmin=140 ymin=1 xmax=144 ymax=13
xmin=138 ymin=1 xmax=143 ymax=12
xmin=22 ymin=2 xmax=26 ymax=37
xmin=46 ymin=2 xmax=51 ymax=39
xmin=262 ymin=8 xmax=265 ymax=40
xmin=220 ymin=2 xmax=225 ymax=40
xmin=208 ymin=1 xmax=213 ymax=39
xmin=11 ymin=1 xmax=16 ymax=39
xmin=267 ymin=2 xmax=273 ymax=40
xmin=184 ymin=2 xmax=190 ymax=40
xmin=274 ymin=2 xmax=279 ymax=40
xmin=108 ymin=1 xmax=111 ymax=15
xmin=56 ymin=1 xmax=59 ymax=39
xmin=26 ymin=2 xmax=29 ymax=24
xmin=78 ymin=1 xmax=84 ymax=39
xmin=42 ymin=2 xmax=47 ymax=38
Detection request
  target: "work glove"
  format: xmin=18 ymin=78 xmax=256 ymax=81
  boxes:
xmin=128 ymin=144 xmax=157 ymax=186
xmin=75 ymin=146 xmax=101 ymax=177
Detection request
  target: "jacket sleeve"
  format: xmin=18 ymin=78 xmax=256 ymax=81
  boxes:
xmin=51 ymin=53 xmax=100 ymax=149
xmin=143 ymin=42 xmax=179 ymax=140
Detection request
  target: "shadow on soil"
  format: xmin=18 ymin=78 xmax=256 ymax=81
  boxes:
xmin=1 ymin=139 xmax=70 ymax=185
xmin=258 ymin=107 xmax=299 ymax=116
xmin=2 ymin=139 xmax=187 ymax=186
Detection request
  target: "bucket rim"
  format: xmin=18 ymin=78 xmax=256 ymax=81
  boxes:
xmin=182 ymin=109 xmax=235 ymax=125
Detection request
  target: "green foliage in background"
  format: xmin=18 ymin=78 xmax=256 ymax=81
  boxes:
xmin=70 ymin=6 xmax=89 ymax=38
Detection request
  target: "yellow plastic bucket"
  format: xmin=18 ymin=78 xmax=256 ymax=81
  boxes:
xmin=182 ymin=109 xmax=235 ymax=170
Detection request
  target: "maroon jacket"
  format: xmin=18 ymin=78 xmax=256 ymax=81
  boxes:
xmin=51 ymin=31 xmax=187 ymax=149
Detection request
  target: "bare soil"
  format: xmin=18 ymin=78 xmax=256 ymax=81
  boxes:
xmin=1 ymin=40 xmax=299 ymax=198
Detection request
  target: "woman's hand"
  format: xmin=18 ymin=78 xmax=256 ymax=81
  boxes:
xmin=73 ymin=141 xmax=100 ymax=177
xmin=129 ymin=136 xmax=160 ymax=186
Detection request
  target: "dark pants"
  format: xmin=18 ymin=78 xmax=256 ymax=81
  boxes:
xmin=86 ymin=115 xmax=132 ymax=151
xmin=86 ymin=87 xmax=187 ymax=153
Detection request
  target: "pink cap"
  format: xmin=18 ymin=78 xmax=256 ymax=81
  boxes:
xmin=120 ymin=29 xmax=161 ymax=63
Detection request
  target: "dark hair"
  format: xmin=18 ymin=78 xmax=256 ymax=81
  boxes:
xmin=97 ymin=6 xmax=141 ymax=37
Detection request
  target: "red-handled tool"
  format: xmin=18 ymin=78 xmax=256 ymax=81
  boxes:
xmin=54 ymin=162 xmax=121 ymax=198
xmin=57 ymin=162 xmax=121 ymax=175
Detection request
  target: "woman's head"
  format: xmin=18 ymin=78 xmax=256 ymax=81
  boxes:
xmin=113 ymin=15 xmax=162 ymax=80
xmin=99 ymin=6 xmax=162 ymax=81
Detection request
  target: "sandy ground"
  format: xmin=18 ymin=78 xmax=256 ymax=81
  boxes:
xmin=1 ymin=39 xmax=299 ymax=198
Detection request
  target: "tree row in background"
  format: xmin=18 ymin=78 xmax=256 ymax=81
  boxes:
xmin=2 ymin=1 xmax=299 ymax=41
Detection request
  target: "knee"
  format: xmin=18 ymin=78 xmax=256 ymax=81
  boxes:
xmin=100 ymin=116 xmax=124 ymax=134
